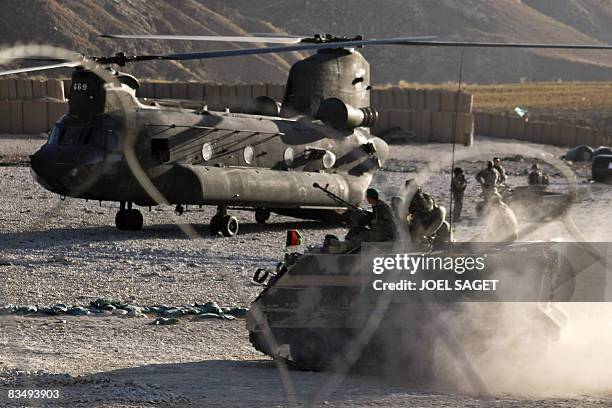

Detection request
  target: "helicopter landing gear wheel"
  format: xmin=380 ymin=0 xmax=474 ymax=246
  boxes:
xmin=210 ymin=206 xmax=239 ymax=237
xmin=255 ymin=208 xmax=271 ymax=224
xmin=115 ymin=209 xmax=128 ymax=230
xmin=115 ymin=202 xmax=143 ymax=231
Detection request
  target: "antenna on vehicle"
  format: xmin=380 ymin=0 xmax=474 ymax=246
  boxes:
xmin=449 ymin=49 xmax=465 ymax=235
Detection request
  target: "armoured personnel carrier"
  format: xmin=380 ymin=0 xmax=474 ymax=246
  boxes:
xmin=246 ymin=240 xmax=601 ymax=376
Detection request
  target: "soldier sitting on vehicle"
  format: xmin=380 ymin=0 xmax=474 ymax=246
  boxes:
xmin=476 ymin=160 xmax=499 ymax=202
xmin=401 ymin=180 xmax=451 ymax=246
xmin=528 ymin=163 xmax=549 ymax=189
xmin=330 ymin=188 xmax=397 ymax=252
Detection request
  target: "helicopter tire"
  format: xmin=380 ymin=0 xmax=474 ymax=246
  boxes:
xmin=221 ymin=215 xmax=239 ymax=237
xmin=255 ymin=208 xmax=271 ymax=224
xmin=210 ymin=214 xmax=222 ymax=236
xmin=125 ymin=209 xmax=143 ymax=231
xmin=115 ymin=209 xmax=128 ymax=230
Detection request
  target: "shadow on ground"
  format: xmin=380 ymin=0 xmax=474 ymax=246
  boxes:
xmin=1 ymin=220 xmax=342 ymax=249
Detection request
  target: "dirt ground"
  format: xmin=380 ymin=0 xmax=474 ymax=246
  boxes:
xmin=0 ymin=134 xmax=611 ymax=407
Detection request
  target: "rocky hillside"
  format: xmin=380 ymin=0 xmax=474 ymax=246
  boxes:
xmin=2 ymin=0 xmax=612 ymax=84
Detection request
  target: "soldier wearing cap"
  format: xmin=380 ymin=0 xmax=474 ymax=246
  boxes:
xmin=337 ymin=188 xmax=396 ymax=252
xmin=363 ymin=188 xmax=396 ymax=242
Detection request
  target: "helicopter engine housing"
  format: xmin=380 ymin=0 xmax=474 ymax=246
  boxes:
xmin=282 ymin=48 xmax=370 ymax=117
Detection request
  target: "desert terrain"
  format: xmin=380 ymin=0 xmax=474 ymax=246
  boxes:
xmin=0 ymin=133 xmax=611 ymax=407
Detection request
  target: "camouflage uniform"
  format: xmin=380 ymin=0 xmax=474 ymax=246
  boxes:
xmin=528 ymin=169 xmax=542 ymax=186
xmin=451 ymin=172 xmax=467 ymax=221
xmin=406 ymin=190 xmax=450 ymax=245
xmin=346 ymin=198 xmax=396 ymax=251
xmin=369 ymin=200 xmax=397 ymax=241
xmin=475 ymin=167 xmax=499 ymax=201
xmin=493 ymin=163 xmax=507 ymax=184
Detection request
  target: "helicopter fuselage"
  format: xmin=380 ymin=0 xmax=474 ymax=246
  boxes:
xmin=29 ymin=87 xmax=389 ymax=217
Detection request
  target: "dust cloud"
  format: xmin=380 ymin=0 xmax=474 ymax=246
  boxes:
xmin=431 ymin=302 xmax=612 ymax=397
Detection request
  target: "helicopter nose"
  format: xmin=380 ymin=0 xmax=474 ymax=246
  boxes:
xmin=29 ymin=148 xmax=72 ymax=195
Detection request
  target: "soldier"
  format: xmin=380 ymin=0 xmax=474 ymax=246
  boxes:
xmin=343 ymin=188 xmax=396 ymax=250
xmin=365 ymin=188 xmax=396 ymax=242
xmin=484 ymin=193 xmax=519 ymax=242
xmin=451 ymin=167 xmax=467 ymax=222
xmin=475 ymin=160 xmax=499 ymax=201
xmin=528 ymin=163 xmax=548 ymax=188
xmin=493 ymin=157 xmax=507 ymax=185
xmin=403 ymin=180 xmax=451 ymax=245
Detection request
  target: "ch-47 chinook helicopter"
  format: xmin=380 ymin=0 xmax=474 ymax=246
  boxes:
xmin=4 ymin=34 xmax=612 ymax=236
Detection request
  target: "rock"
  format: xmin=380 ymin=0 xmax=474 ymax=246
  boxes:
xmin=101 ymin=304 xmax=116 ymax=311
xmin=68 ymin=307 xmax=90 ymax=316
xmin=38 ymin=306 xmax=56 ymax=315
xmin=52 ymin=303 xmax=68 ymax=314
xmin=0 ymin=305 xmax=15 ymax=315
xmin=226 ymin=307 xmax=249 ymax=318
xmin=202 ymin=302 xmax=222 ymax=315
xmin=127 ymin=309 xmax=141 ymax=317
xmin=91 ymin=298 xmax=125 ymax=309
xmin=112 ymin=309 xmax=128 ymax=316
xmin=163 ymin=308 xmax=186 ymax=317
xmin=152 ymin=317 xmax=179 ymax=326
xmin=16 ymin=305 xmax=37 ymax=314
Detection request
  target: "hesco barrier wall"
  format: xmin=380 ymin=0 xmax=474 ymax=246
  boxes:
xmin=474 ymin=112 xmax=612 ymax=148
xmin=1 ymin=78 xmax=474 ymax=145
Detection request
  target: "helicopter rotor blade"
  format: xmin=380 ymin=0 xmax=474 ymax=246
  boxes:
xmin=107 ymin=36 xmax=612 ymax=65
xmin=109 ymin=36 xmax=438 ymax=64
xmin=395 ymin=39 xmax=612 ymax=50
xmin=0 ymin=61 xmax=80 ymax=77
xmin=101 ymin=33 xmax=307 ymax=44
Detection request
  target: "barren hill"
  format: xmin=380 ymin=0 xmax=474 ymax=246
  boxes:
xmin=0 ymin=0 xmax=302 ymax=83
xmin=2 ymin=0 xmax=612 ymax=84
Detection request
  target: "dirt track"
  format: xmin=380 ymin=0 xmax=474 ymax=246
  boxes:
xmin=0 ymin=134 xmax=611 ymax=407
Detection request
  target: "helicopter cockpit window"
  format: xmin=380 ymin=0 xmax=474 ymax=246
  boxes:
xmin=53 ymin=126 xmax=110 ymax=148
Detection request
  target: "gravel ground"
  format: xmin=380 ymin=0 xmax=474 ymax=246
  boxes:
xmin=0 ymin=134 xmax=611 ymax=407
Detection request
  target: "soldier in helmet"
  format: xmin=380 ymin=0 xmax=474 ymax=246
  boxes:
xmin=451 ymin=167 xmax=467 ymax=222
xmin=402 ymin=180 xmax=451 ymax=246
xmin=528 ymin=163 xmax=549 ymax=189
xmin=475 ymin=160 xmax=499 ymax=202
xmin=493 ymin=157 xmax=507 ymax=185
